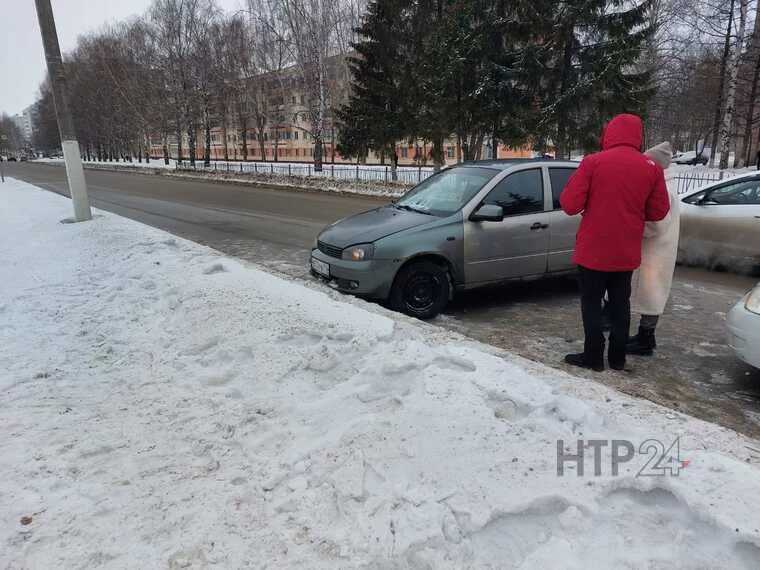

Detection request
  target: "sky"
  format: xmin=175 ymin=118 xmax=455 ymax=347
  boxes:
xmin=0 ymin=0 xmax=239 ymax=118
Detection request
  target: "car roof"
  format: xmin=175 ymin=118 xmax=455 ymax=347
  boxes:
xmin=680 ymin=170 xmax=760 ymax=197
xmin=456 ymin=158 xmax=579 ymax=170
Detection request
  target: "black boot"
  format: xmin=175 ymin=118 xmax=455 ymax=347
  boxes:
xmin=564 ymin=353 xmax=605 ymax=372
xmin=626 ymin=327 xmax=656 ymax=356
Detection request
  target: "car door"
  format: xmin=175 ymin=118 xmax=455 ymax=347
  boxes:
xmin=545 ymin=165 xmax=580 ymax=273
xmin=463 ymin=167 xmax=550 ymax=285
xmin=680 ymin=176 xmax=760 ymax=270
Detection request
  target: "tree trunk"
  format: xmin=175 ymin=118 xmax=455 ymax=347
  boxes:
xmin=176 ymin=105 xmax=183 ymax=163
xmin=240 ymin=116 xmax=248 ymax=162
xmin=204 ymin=107 xmax=211 ymax=167
xmin=557 ymin=121 xmax=568 ymax=160
xmin=741 ymin=1 xmax=760 ymax=166
xmin=711 ymin=0 xmax=736 ymax=167
xmin=432 ymin=135 xmax=445 ymax=170
xmin=258 ymin=132 xmax=266 ymax=163
xmin=741 ymin=55 xmax=760 ymax=166
xmin=163 ymin=131 xmax=169 ymax=165
xmin=313 ymin=135 xmax=323 ymax=172
xmin=391 ymin=147 xmax=398 ymax=181
xmin=720 ymin=0 xmax=748 ymax=170
xmin=221 ymin=115 xmax=229 ymax=162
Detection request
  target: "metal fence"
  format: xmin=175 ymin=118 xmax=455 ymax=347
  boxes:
xmin=669 ymin=171 xmax=735 ymax=195
xmin=175 ymin=160 xmax=742 ymax=195
xmin=176 ymin=160 xmax=435 ymax=185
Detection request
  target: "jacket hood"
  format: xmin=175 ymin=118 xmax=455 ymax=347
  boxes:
xmin=644 ymin=141 xmax=672 ymax=169
xmin=601 ymin=114 xmax=643 ymax=151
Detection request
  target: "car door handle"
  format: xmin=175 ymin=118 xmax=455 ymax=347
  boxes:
xmin=530 ymin=222 xmax=549 ymax=230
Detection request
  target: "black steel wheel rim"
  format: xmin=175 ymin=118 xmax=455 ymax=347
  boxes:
xmin=403 ymin=272 xmax=441 ymax=313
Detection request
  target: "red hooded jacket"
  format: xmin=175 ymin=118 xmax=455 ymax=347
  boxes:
xmin=560 ymin=114 xmax=670 ymax=272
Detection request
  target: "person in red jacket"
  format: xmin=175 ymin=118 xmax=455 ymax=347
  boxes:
xmin=560 ymin=113 xmax=670 ymax=372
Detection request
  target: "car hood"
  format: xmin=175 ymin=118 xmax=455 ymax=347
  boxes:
xmin=318 ymin=205 xmax=435 ymax=248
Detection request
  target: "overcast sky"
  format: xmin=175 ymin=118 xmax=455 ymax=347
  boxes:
xmin=0 ymin=0 xmax=240 ymax=118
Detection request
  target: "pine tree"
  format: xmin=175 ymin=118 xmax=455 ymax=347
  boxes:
xmin=403 ymin=0 xmax=532 ymax=165
xmin=528 ymin=0 xmax=655 ymax=158
xmin=336 ymin=0 xmax=410 ymax=176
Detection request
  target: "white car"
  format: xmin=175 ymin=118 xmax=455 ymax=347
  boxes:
xmin=727 ymin=283 xmax=760 ymax=369
xmin=679 ymin=172 xmax=760 ymax=274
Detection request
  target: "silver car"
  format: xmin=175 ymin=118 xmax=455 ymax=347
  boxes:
xmin=310 ymin=159 xmax=579 ymax=318
xmin=679 ymin=172 xmax=760 ymax=274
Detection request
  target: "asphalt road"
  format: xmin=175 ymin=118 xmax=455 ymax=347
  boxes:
xmin=6 ymin=161 xmax=760 ymax=438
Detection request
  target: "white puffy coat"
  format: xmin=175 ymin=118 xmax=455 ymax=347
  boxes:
xmin=631 ymin=142 xmax=680 ymax=316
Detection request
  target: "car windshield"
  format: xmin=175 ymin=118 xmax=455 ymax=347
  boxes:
xmin=395 ymin=167 xmax=499 ymax=217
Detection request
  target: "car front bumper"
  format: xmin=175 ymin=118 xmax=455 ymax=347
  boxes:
xmin=727 ymin=295 xmax=760 ymax=369
xmin=310 ymin=248 xmax=397 ymax=300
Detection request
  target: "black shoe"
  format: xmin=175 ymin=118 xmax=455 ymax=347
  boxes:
xmin=564 ymin=353 xmax=604 ymax=372
xmin=626 ymin=327 xmax=656 ymax=356
xmin=609 ymin=360 xmax=626 ymax=371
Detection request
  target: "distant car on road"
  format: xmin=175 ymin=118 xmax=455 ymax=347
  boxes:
xmin=310 ymin=159 xmax=579 ymax=318
xmin=727 ymin=282 xmax=760 ymax=369
xmin=679 ymin=172 xmax=760 ymax=274
xmin=7 ymin=156 xmax=17 ymax=162
xmin=673 ymin=151 xmax=709 ymax=166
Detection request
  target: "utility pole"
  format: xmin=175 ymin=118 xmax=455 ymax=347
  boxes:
xmin=34 ymin=0 xmax=91 ymax=221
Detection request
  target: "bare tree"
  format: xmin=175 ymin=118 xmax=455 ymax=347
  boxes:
xmin=275 ymin=0 xmax=346 ymax=171
xmin=738 ymin=1 xmax=760 ymax=167
xmin=150 ymin=0 xmax=218 ymax=166
xmin=718 ymin=0 xmax=749 ymax=169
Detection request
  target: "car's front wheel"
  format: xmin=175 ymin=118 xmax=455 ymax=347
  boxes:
xmin=389 ymin=261 xmax=451 ymax=319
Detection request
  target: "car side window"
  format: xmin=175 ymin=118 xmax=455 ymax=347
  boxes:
xmin=705 ymin=179 xmax=760 ymax=205
xmin=548 ymin=168 xmax=577 ymax=210
xmin=482 ymin=169 xmax=544 ymax=216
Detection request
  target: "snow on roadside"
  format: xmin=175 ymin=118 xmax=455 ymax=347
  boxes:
xmin=32 ymin=158 xmax=414 ymax=198
xmin=2 ymin=178 xmax=760 ymax=569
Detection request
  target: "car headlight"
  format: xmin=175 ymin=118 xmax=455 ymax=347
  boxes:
xmin=342 ymin=243 xmax=374 ymax=261
xmin=745 ymin=285 xmax=760 ymax=315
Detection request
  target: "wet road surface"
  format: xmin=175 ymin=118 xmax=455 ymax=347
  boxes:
xmin=6 ymin=161 xmax=760 ymax=437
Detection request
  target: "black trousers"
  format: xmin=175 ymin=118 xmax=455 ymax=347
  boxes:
xmin=578 ymin=266 xmax=633 ymax=366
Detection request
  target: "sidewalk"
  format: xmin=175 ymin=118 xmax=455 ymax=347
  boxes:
xmin=1 ymin=178 xmax=760 ymax=569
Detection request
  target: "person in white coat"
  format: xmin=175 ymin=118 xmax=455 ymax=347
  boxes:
xmin=626 ymin=141 xmax=679 ymax=355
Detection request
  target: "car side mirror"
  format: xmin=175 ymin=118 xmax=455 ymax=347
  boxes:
xmin=697 ymin=192 xmax=718 ymax=206
xmin=470 ymin=204 xmax=504 ymax=222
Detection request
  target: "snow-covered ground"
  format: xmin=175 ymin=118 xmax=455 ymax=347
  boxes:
xmin=3 ymin=178 xmax=760 ymax=569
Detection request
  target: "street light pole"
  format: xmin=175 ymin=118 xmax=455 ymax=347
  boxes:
xmin=34 ymin=0 xmax=91 ymax=222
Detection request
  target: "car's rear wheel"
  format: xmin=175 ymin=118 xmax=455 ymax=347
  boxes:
xmin=389 ymin=261 xmax=451 ymax=319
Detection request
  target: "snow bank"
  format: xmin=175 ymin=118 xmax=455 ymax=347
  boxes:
xmin=2 ymin=178 xmax=760 ymax=569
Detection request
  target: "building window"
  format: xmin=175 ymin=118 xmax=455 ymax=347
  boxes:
xmin=401 ymin=147 xmax=408 ymax=159
xmin=300 ymin=95 xmax=304 ymax=105
xmin=294 ymin=131 xmax=299 ymax=140
xmin=446 ymin=146 xmax=455 ymax=158
xmin=292 ymin=96 xmax=296 ymax=104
